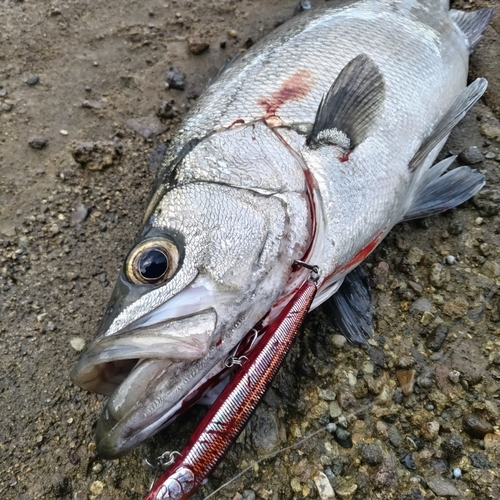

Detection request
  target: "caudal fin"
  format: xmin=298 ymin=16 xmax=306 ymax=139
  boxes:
xmin=451 ymin=8 xmax=493 ymax=52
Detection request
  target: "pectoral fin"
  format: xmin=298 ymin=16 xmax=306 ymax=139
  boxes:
xmin=322 ymin=264 xmax=373 ymax=346
xmin=308 ymin=54 xmax=385 ymax=150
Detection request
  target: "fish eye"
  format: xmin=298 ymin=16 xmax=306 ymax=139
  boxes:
xmin=126 ymin=238 xmax=179 ymax=285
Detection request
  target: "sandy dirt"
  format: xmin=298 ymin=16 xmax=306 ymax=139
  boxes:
xmin=1 ymin=1 xmax=499 ymax=499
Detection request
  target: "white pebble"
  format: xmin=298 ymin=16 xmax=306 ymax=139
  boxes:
xmin=453 ymin=467 xmax=462 ymax=479
xmin=60 ymin=129 xmax=69 ymax=136
xmin=445 ymin=255 xmax=456 ymax=265
xmin=70 ymin=337 xmax=86 ymax=351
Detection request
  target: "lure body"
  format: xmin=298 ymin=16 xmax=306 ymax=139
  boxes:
xmin=145 ymin=276 xmax=318 ymax=500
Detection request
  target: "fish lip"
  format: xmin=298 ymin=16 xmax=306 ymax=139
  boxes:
xmin=71 ymin=308 xmax=218 ymax=395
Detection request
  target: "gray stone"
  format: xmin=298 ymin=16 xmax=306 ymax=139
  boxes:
xmin=463 ymin=414 xmax=494 ymax=438
xmin=25 ymin=74 xmax=39 ymax=85
xmin=425 ymin=324 xmax=449 ymax=352
xmin=71 ymin=204 xmax=88 ymax=225
xmin=359 ymin=443 xmax=383 ymax=465
xmin=429 ymin=263 xmax=447 ymax=288
xmin=165 ymin=66 xmax=186 ymax=90
xmin=473 ymin=189 xmax=500 ymax=217
xmin=451 ymin=340 xmax=486 ymax=384
xmin=407 ymin=246 xmax=425 ymax=265
xmin=28 ymin=136 xmax=48 ymax=150
xmin=411 ymin=297 xmax=432 ymax=313
xmin=426 ymin=476 xmax=460 ymax=497
xmin=126 ymin=115 xmax=166 ymax=139
xmin=248 ymin=405 xmax=281 ymax=455
xmin=459 ymin=146 xmax=484 ymax=164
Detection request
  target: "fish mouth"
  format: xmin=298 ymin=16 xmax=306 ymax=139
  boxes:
xmin=72 ymin=308 xmax=218 ymax=459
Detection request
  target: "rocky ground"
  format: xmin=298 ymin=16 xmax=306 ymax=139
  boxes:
xmin=0 ymin=1 xmax=499 ymax=499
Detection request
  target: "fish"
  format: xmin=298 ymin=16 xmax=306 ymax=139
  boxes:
xmin=71 ymin=0 xmax=492 ymax=460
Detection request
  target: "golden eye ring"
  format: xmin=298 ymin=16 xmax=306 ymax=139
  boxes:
xmin=125 ymin=238 xmax=179 ymax=285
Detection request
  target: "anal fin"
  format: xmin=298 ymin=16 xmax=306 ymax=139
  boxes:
xmin=322 ymin=264 xmax=373 ymax=346
xmin=404 ymin=156 xmax=485 ymax=221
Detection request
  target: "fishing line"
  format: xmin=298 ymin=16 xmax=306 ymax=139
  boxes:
xmin=202 ymin=328 xmax=471 ymax=499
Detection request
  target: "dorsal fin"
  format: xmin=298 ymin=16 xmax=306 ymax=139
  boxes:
xmin=450 ymin=8 xmax=493 ymax=52
xmin=409 ymin=78 xmax=487 ymax=173
xmin=308 ymin=54 xmax=385 ymax=149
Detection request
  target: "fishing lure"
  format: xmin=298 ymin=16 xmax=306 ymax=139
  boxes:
xmin=144 ymin=267 xmax=318 ymax=500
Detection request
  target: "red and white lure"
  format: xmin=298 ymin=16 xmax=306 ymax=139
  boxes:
xmin=144 ymin=267 xmax=318 ymax=500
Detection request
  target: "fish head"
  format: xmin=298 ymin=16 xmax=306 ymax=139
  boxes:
xmin=71 ymin=181 xmax=309 ymax=458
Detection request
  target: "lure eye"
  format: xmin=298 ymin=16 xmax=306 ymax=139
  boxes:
xmin=126 ymin=238 xmax=179 ymax=285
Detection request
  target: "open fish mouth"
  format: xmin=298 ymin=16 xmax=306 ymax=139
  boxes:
xmin=72 ymin=308 xmax=218 ymax=458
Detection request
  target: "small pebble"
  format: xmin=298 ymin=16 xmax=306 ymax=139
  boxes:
xmin=25 ymin=74 xmax=39 ymax=85
xmin=188 ymin=39 xmax=209 ymax=55
xmin=463 ymin=414 xmax=494 ymax=438
xmin=485 ymin=151 xmax=496 ymax=159
xmin=90 ymin=480 xmax=104 ymax=495
xmin=426 ymin=476 xmax=460 ymax=497
xmin=71 ymin=204 xmax=89 ymax=225
xmin=1 ymin=102 xmax=13 ymax=111
xmin=452 ymin=468 xmax=462 ymax=479
xmin=406 ymin=246 xmax=425 ymax=265
xmin=426 ymin=324 xmax=449 ymax=352
xmin=445 ymin=255 xmax=456 ymax=265
xmin=429 ymin=263 xmax=447 ymax=288
xmin=396 ymin=369 xmax=415 ymax=396
xmin=359 ymin=443 xmax=383 ymax=465
xmin=92 ymin=463 xmax=103 ymax=473
xmin=60 ymin=129 xmax=69 ymax=136
xmin=165 ymin=66 xmax=186 ymax=90
xmin=28 ymin=136 xmax=48 ymax=150
xmin=228 ymin=29 xmax=237 ymax=38
xmin=421 ymin=421 xmax=440 ymax=442
xmin=330 ymin=334 xmax=346 ymax=349
xmin=459 ymin=146 xmax=484 ymax=164
xmin=448 ymin=370 xmax=460 ymax=384
xmin=333 ymin=426 xmax=352 ymax=448
xmin=70 ymin=338 xmax=86 ymax=352
xmin=400 ymin=453 xmax=417 ymax=471
xmin=313 ymin=471 xmax=335 ymax=500
xmin=326 ymin=423 xmax=337 ymax=433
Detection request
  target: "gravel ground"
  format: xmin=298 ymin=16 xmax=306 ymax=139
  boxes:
xmin=0 ymin=1 xmax=499 ymax=499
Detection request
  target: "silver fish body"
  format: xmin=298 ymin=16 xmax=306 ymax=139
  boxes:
xmin=72 ymin=0 xmax=491 ymax=458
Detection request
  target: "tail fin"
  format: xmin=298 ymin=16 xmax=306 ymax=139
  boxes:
xmin=450 ymin=8 xmax=493 ymax=52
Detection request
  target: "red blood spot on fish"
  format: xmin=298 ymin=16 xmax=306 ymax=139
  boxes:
xmin=228 ymin=118 xmax=245 ymax=128
xmin=338 ymin=151 xmax=350 ymax=162
xmin=257 ymin=69 xmax=312 ymax=121
xmin=342 ymin=230 xmax=385 ymax=272
xmin=216 ymin=339 xmax=222 ymax=347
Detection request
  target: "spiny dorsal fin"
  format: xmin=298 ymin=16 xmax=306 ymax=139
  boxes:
xmin=322 ymin=264 xmax=373 ymax=346
xmin=308 ymin=54 xmax=385 ymax=149
xmin=450 ymin=8 xmax=493 ymax=52
xmin=409 ymin=78 xmax=487 ymax=173
xmin=404 ymin=156 xmax=485 ymax=220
